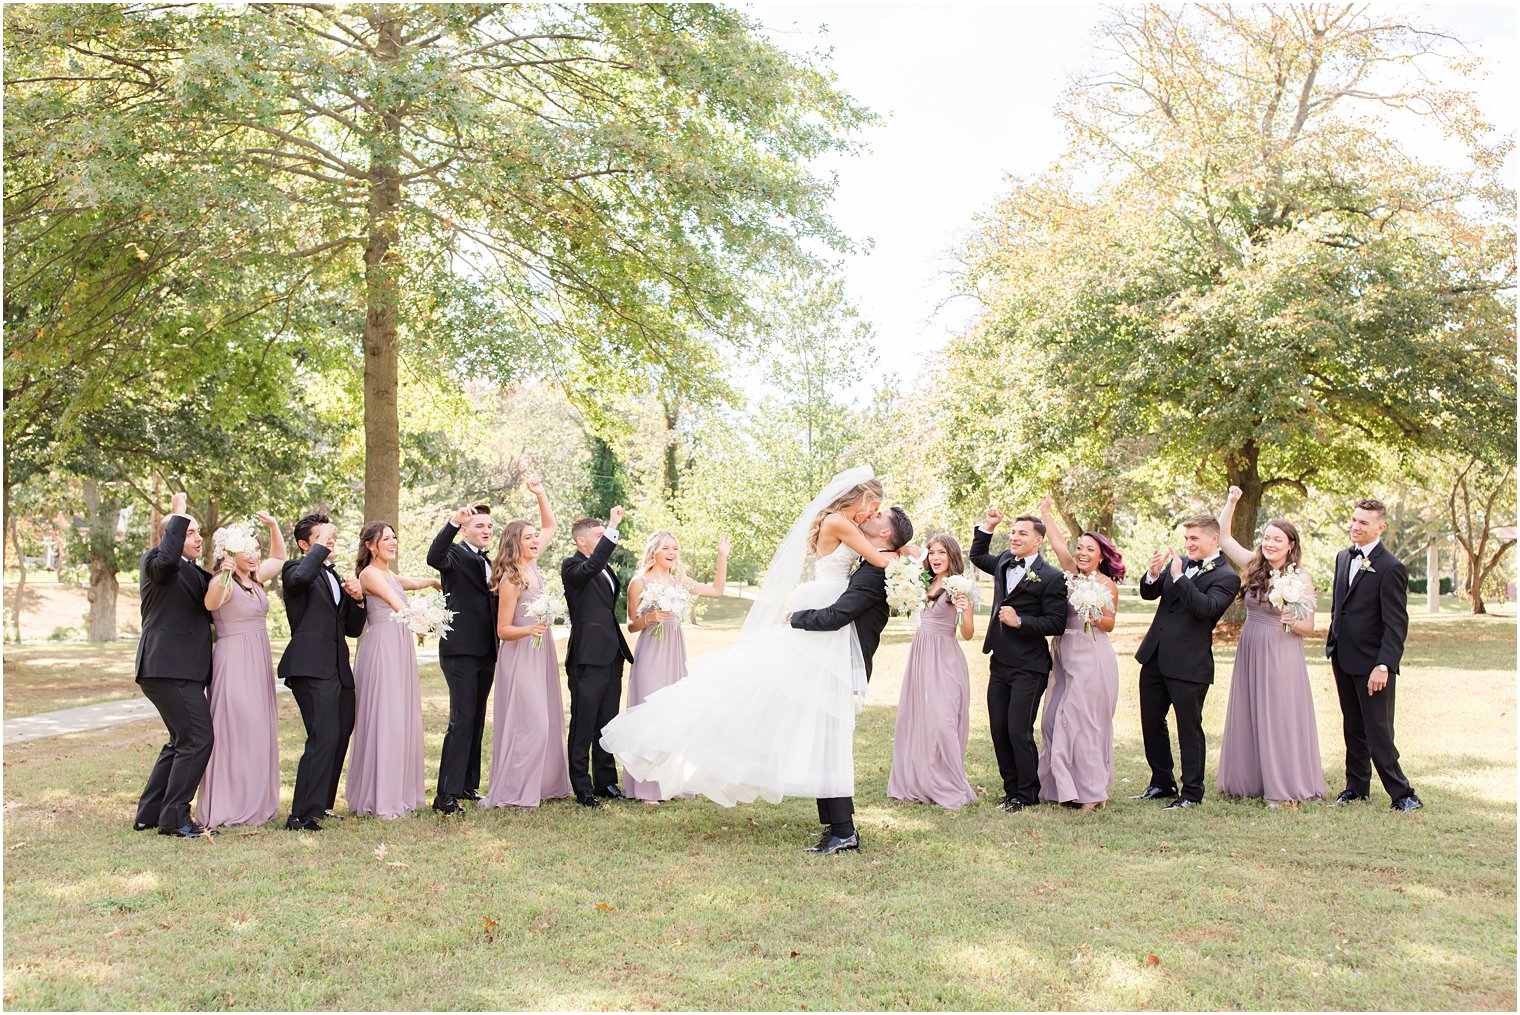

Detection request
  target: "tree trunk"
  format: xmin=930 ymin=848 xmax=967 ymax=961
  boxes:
xmin=361 ymin=12 xmax=404 ymax=526
xmin=1223 ymin=442 xmax=1263 ymax=549
xmin=81 ymin=478 xmax=119 ymax=643
xmin=1426 ymin=541 xmax=1439 ymax=614
xmin=5 ymin=483 xmax=25 ymax=643
xmin=662 ymin=393 xmax=681 ymax=502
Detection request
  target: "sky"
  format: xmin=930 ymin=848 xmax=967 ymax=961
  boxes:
xmin=752 ymin=2 xmax=1520 ymax=393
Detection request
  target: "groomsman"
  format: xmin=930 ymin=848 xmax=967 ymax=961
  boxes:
xmin=133 ymin=492 xmax=216 ymax=837
xmin=279 ymin=514 xmax=366 ymax=831
xmin=427 ymin=502 xmax=498 ymax=815
xmin=1326 ymin=499 xmax=1421 ymax=811
xmin=562 ymin=506 xmax=634 ymax=808
xmin=970 ymin=509 xmax=1070 ymax=812
xmin=1133 ymin=514 xmax=1241 ymax=809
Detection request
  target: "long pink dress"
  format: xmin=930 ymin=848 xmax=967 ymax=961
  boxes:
xmin=199 ymin=581 xmax=280 ymax=828
xmin=622 ymin=575 xmax=695 ymax=802
xmin=346 ymin=574 xmax=426 ymax=819
xmin=481 ymin=570 xmax=573 ymax=808
xmin=888 ymin=593 xmax=977 ymax=809
xmin=1038 ymin=601 xmax=1120 ymax=804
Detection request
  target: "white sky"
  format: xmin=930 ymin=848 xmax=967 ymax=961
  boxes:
xmin=753 ymin=2 xmax=1520 ymax=393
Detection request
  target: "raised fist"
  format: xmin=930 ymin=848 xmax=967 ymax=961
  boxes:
xmin=170 ymin=492 xmax=188 ymax=515
xmin=254 ymin=510 xmax=277 ymax=528
xmin=1226 ymin=486 xmax=1243 ymax=504
xmin=984 ymin=507 xmax=1005 ymax=530
xmin=451 ymin=505 xmax=476 ymax=527
xmin=526 ymin=477 xmax=544 ymax=497
xmin=608 ymin=505 xmax=624 ymax=528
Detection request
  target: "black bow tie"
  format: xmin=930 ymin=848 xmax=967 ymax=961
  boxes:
xmin=1186 ymin=558 xmax=1202 ymax=567
xmin=1349 ymin=547 xmax=1365 ymax=559
xmin=480 ymin=552 xmax=491 ymax=564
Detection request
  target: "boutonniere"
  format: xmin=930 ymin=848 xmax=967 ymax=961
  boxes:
xmin=1355 ymin=558 xmax=1376 ymax=575
xmin=1022 ymin=569 xmax=1043 ymax=584
xmin=1199 ymin=560 xmax=1217 ymax=574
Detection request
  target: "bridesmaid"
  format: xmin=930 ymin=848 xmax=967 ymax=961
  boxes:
xmin=1216 ymin=487 xmax=1327 ymax=806
xmin=481 ymin=487 xmax=574 ymax=808
xmin=887 ymin=534 xmax=978 ymax=811
xmin=622 ymin=530 xmax=732 ymax=802
xmin=347 ymin=522 xmax=439 ymax=819
xmin=198 ymin=511 xmax=286 ymax=829
xmin=1036 ymin=497 xmax=1122 ymax=811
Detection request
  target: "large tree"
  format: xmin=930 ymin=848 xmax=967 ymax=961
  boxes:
xmin=948 ymin=4 xmax=1515 ymax=545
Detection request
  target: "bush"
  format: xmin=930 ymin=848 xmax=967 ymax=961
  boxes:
xmin=47 ymin=626 xmax=82 ymax=641
xmin=1407 ymin=578 xmax=1454 ymax=595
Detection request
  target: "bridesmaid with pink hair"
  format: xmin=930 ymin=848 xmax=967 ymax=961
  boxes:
xmin=198 ymin=511 xmax=286 ymax=829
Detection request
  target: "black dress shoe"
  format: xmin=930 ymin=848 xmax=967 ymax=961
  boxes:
xmin=1130 ymin=785 xmax=1177 ymax=801
xmin=1333 ymin=789 xmax=1370 ymax=805
xmin=805 ymin=829 xmax=833 ymax=852
xmin=808 ymin=832 xmax=860 ymax=856
xmin=159 ymin=822 xmax=213 ymax=838
xmin=285 ymin=815 xmax=323 ymax=832
xmin=1164 ymin=798 xmax=1200 ymax=810
xmin=458 ymin=789 xmax=483 ymax=802
xmin=133 ymin=820 xmax=154 ymax=832
xmin=577 ymin=794 xmax=602 ymax=808
xmin=1391 ymin=793 xmax=1424 ymax=812
xmin=433 ymin=794 xmax=463 ymax=816
xmin=596 ymin=785 xmax=627 ymax=800
xmin=321 ymin=809 xmax=346 ymax=821
xmin=1002 ymin=799 xmax=1027 ymax=813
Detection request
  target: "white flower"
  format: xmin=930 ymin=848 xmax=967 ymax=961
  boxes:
xmin=940 ymin=574 xmax=981 ymax=613
xmin=638 ymin=578 xmax=694 ymax=640
xmin=391 ymin=588 xmax=456 ymax=642
xmin=1267 ymin=565 xmax=1315 ymax=632
xmin=523 ymin=579 xmax=569 ymax=648
xmin=1064 ymin=572 xmax=1115 ymax=634
xmin=884 ymin=557 xmax=929 ymax=617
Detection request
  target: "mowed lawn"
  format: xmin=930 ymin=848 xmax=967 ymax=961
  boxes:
xmin=2 ymin=596 xmax=1514 ymax=1011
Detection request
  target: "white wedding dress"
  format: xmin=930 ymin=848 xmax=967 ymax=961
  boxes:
xmin=600 ymin=469 xmax=873 ymax=806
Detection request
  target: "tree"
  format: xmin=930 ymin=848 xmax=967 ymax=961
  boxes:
xmin=950 ymin=4 xmax=1515 ymax=547
xmin=1447 ymin=459 xmax=1516 ymax=615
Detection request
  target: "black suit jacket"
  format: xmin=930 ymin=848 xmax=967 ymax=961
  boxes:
xmin=135 ymin=514 xmax=214 ymax=684
xmin=1326 ymin=543 xmax=1408 ymax=676
xmin=788 ymin=560 xmax=890 ymax=679
xmin=277 ymin=545 xmax=366 ymax=686
xmin=1134 ymin=555 xmax=1241 ymax=684
xmin=562 ymin=536 xmax=633 ymax=668
xmin=969 ymin=528 xmax=1069 ymax=671
xmin=427 ymin=521 xmax=498 ymax=658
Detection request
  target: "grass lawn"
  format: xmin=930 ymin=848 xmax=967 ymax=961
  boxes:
xmin=1 ymin=598 xmax=1514 ymax=1010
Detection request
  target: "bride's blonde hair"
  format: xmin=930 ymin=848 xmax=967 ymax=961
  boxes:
xmin=807 ymin=478 xmax=884 ymax=553
xmin=638 ymin=530 xmax=687 ymax=584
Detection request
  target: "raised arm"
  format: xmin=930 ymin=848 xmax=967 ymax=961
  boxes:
xmin=969 ymin=509 xmax=1004 ymax=576
xmin=1039 ymin=496 xmax=1076 ymax=573
xmin=254 ymin=511 xmax=286 ymax=583
xmin=359 ymin=566 xmax=408 ymax=612
xmin=687 ymin=533 xmax=731 ymax=598
xmin=527 ymin=478 xmax=556 ymax=547
xmin=427 ymin=511 xmax=468 ymax=572
xmin=563 ymin=535 xmax=618 ymax=588
xmin=1216 ymin=488 xmax=1253 ymax=569
xmin=826 ymin=513 xmax=895 ymax=569
xmin=284 ymin=542 xmax=331 ymax=592
xmin=146 ymin=505 xmax=191 ymax=586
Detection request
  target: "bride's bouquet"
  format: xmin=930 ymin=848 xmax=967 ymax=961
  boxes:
xmin=884 ymin=556 xmax=932 ymax=617
xmin=211 ymin=522 xmax=259 ymax=588
xmin=637 ymin=580 xmax=694 ymax=641
xmin=523 ymin=578 xmax=568 ymax=648
xmin=1267 ymin=564 xmax=1314 ymax=633
xmin=391 ymin=589 xmax=455 ymax=645
xmin=939 ymin=574 xmax=982 ymax=617
xmin=1064 ymin=571 xmax=1114 ymax=635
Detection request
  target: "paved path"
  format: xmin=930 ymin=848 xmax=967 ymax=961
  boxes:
xmin=4 ymin=650 xmax=440 ymax=746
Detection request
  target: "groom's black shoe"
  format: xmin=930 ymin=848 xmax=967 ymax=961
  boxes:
xmin=596 ymin=785 xmax=627 ymax=801
xmin=1130 ymin=785 xmax=1177 ymax=801
xmin=808 ymin=832 xmax=859 ymax=856
xmin=577 ymin=793 xmax=602 ymax=808
xmin=1164 ymin=798 xmax=1200 ymax=810
xmin=285 ymin=815 xmax=323 ymax=832
xmin=458 ymin=789 xmax=483 ymax=802
xmin=1333 ymin=789 xmax=1369 ymax=805
xmin=1391 ymin=793 xmax=1424 ymax=812
xmin=433 ymin=794 xmax=463 ymax=816
xmin=133 ymin=820 xmax=154 ymax=832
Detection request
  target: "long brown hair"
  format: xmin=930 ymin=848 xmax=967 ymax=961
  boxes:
xmin=1239 ymin=519 xmax=1303 ymax=601
xmin=807 ymin=478 xmax=884 ymax=554
xmin=355 ymin=521 xmax=394 ymax=574
xmin=925 ymin=534 xmax=965 ymax=600
xmin=490 ymin=520 xmax=536 ymax=592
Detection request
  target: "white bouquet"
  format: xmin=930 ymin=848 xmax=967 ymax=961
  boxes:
xmin=391 ymin=588 xmax=455 ymax=644
xmin=884 ymin=556 xmax=931 ymax=617
xmin=211 ymin=522 xmax=259 ymax=588
xmin=1267 ymin=565 xmax=1314 ymax=633
xmin=940 ymin=574 xmax=982 ymax=616
xmin=1064 ymin=571 xmax=1114 ymax=635
xmin=638 ymin=579 xmax=694 ymax=641
xmin=523 ymin=578 xmax=568 ymax=648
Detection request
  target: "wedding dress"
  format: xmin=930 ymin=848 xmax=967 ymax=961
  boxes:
xmin=600 ymin=467 xmax=873 ymax=805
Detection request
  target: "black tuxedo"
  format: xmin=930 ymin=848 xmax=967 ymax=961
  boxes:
xmin=134 ymin=514 xmax=216 ymax=831
xmin=427 ymin=522 xmax=499 ymax=797
xmin=1133 ymin=555 xmax=1241 ymax=802
xmin=562 ymin=536 xmax=634 ymax=797
xmin=969 ymin=528 xmax=1070 ymax=804
xmin=1326 ymin=543 xmax=1413 ymax=801
xmin=789 ymin=558 xmax=892 ymax=836
xmin=278 ymin=545 xmax=367 ymax=820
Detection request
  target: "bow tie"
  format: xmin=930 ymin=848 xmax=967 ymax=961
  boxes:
xmin=1185 ymin=558 xmax=1202 ymax=567
xmin=1349 ymin=547 xmax=1365 ymax=559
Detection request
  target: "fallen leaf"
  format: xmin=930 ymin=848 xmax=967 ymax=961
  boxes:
xmin=1146 ymin=954 xmax=1161 ymax=965
xmin=103 ymin=927 xmax=122 ymax=939
xmin=374 ymin=843 xmax=388 ymax=860
xmin=387 ymin=861 xmax=409 ymax=868
xmin=789 ymin=950 xmax=801 ymax=958
xmin=594 ymin=902 xmax=615 ymax=912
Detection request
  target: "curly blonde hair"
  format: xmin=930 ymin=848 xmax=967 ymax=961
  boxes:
xmin=807 ymin=478 xmax=884 ymax=554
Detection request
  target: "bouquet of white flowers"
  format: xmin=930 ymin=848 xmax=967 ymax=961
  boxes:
xmin=391 ymin=589 xmax=455 ymax=644
xmin=523 ymin=578 xmax=568 ymax=648
xmin=939 ymin=573 xmax=982 ymax=616
xmin=638 ymin=579 xmax=695 ymax=641
xmin=884 ymin=556 xmax=931 ymax=617
xmin=1267 ymin=564 xmax=1314 ymax=633
xmin=1064 ymin=571 xmax=1114 ymax=635
xmin=211 ymin=522 xmax=259 ymax=588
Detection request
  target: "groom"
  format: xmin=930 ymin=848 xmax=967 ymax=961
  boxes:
xmin=789 ymin=506 xmax=914 ymax=855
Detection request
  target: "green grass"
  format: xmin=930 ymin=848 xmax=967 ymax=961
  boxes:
xmin=1 ymin=608 xmax=1514 ymax=1010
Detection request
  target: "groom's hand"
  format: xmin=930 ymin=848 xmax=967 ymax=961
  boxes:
xmin=998 ymin=605 xmax=1020 ymax=628
xmin=984 ymin=507 xmax=1005 ymax=530
xmin=608 ymin=505 xmax=624 ymax=528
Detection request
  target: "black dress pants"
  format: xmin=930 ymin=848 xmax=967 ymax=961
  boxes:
xmin=136 ymin=678 xmax=214 ymax=831
xmin=816 ymin=796 xmax=855 ymax=837
xmin=1332 ymin=658 xmax=1413 ymax=801
xmin=567 ymin=661 xmax=623 ymax=798
xmin=288 ymin=676 xmax=354 ymax=819
xmin=437 ymin=652 xmax=496 ymax=796
xmin=1138 ymin=662 xmax=1209 ymax=802
xmin=987 ymin=660 xmax=1048 ymax=804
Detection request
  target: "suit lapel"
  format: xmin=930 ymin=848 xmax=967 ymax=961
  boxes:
xmin=1345 ymin=545 xmax=1378 ymax=602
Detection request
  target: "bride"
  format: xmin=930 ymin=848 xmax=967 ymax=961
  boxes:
xmin=599 ymin=466 xmax=900 ymax=806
